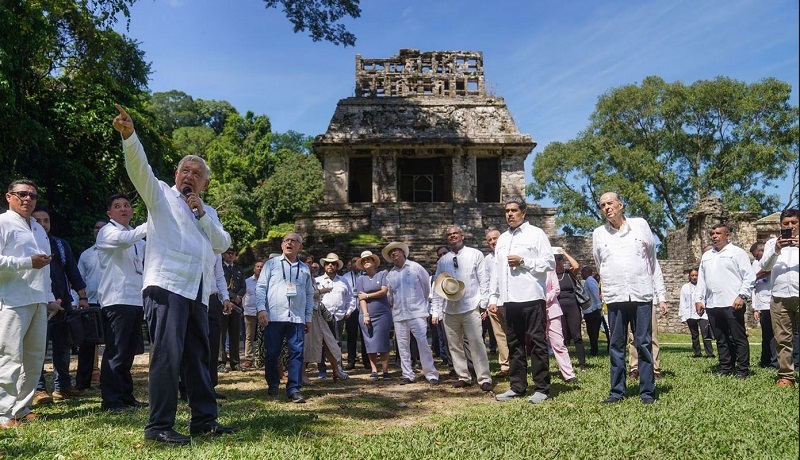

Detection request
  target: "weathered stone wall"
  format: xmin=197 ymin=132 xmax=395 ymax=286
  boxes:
xmin=373 ymin=153 xmax=397 ymax=203
xmin=321 ymin=151 xmax=348 ymax=204
xmin=451 ymin=153 xmax=476 ymax=203
xmin=500 ymin=156 xmax=526 ymax=201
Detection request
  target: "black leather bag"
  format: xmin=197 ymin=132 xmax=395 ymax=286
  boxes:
xmin=66 ymin=307 xmax=105 ymax=345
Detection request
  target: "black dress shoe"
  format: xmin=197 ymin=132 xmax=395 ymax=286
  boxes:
xmin=145 ymin=429 xmax=191 ymax=445
xmin=452 ymin=380 xmax=470 ymax=389
xmin=289 ymin=392 xmax=306 ymax=403
xmin=343 ymin=363 xmax=355 ymax=370
xmin=601 ymin=397 xmax=624 ymax=404
xmin=734 ymin=372 xmax=749 ymax=379
xmin=480 ymin=382 xmax=493 ymax=392
xmin=215 ymin=392 xmax=227 ymax=400
xmin=267 ymin=387 xmax=279 ymax=396
xmin=190 ymin=422 xmax=239 ymax=437
xmin=102 ymin=405 xmax=133 ymax=414
xmin=125 ymin=400 xmax=148 ymax=408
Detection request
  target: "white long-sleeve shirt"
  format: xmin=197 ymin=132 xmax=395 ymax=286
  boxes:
xmin=652 ymin=259 xmax=666 ymax=305
xmin=316 ymin=274 xmax=353 ymax=321
xmin=488 ymin=222 xmax=554 ymax=306
xmin=387 ymin=260 xmax=431 ymax=321
xmin=592 ymin=217 xmax=657 ymax=304
xmin=694 ymin=243 xmax=756 ymax=309
xmin=243 ymin=276 xmax=258 ymax=316
xmin=123 ymin=132 xmax=230 ymax=306
xmin=213 ymin=254 xmax=229 ymax=302
xmin=0 ymin=210 xmax=54 ymax=307
xmin=678 ymin=282 xmax=707 ymax=321
xmin=751 ymin=259 xmax=772 ymax=311
xmin=432 ymin=246 xmax=488 ymax=318
xmin=95 ymin=219 xmax=146 ymax=307
xmin=342 ymin=270 xmax=360 ymax=316
xmin=760 ymin=237 xmax=799 ymax=299
xmin=78 ymin=245 xmax=102 ymax=305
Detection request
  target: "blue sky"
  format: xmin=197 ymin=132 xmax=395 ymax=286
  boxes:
xmin=119 ymin=0 xmax=799 ymax=206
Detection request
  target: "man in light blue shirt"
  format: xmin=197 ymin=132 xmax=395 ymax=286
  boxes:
xmin=256 ymin=232 xmax=314 ymax=403
xmin=580 ymin=266 xmax=608 ymax=356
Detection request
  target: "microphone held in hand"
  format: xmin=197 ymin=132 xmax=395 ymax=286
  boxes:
xmin=182 ymin=187 xmax=200 ymax=219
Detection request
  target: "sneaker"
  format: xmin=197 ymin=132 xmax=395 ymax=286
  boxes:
xmin=217 ymin=364 xmax=229 ymax=373
xmin=343 ymin=363 xmax=355 ymax=371
xmin=429 ymin=379 xmax=439 ymax=386
xmin=528 ymin=392 xmax=550 ymax=403
xmin=289 ymin=392 xmax=306 ymax=403
xmin=566 ymin=377 xmax=579 ymax=384
xmin=32 ymin=391 xmax=53 ymax=406
xmin=52 ymin=388 xmax=85 ymax=400
xmin=233 ymin=364 xmax=245 ymax=372
xmin=495 ymin=389 xmax=524 ymax=402
xmin=369 ymin=372 xmax=378 ymax=379
xmin=480 ymin=382 xmax=493 ymax=392
xmin=641 ymin=398 xmax=655 ymax=404
xmin=399 ymin=378 xmax=413 ymax=385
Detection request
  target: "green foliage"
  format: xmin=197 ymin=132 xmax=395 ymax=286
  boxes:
xmin=266 ymin=222 xmax=296 ymax=239
xmin=528 ymin=76 xmax=799 ymax=243
xmin=349 ymin=233 xmax=383 ymax=244
xmin=256 ymin=148 xmax=323 ymax=228
xmin=263 ymin=0 xmax=361 ymax=46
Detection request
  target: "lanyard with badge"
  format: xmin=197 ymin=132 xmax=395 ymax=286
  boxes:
xmin=282 ymin=259 xmax=301 ymax=297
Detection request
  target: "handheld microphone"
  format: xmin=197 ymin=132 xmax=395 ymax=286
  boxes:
xmin=182 ymin=187 xmax=200 ymax=219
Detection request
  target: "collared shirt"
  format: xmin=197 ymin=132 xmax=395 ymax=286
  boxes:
xmin=678 ymin=282 xmax=707 ymax=321
xmin=223 ymin=262 xmax=245 ymax=302
xmin=484 ymin=252 xmax=496 ymax=284
xmin=0 ymin=210 xmax=54 ymax=307
xmin=343 ymin=270 xmax=360 ymax=315
xmin=489 ymin=221 xmax=554 ymax=306
xmin=255 ymin=255 xmax=314 ymax=324
xmin=545 ymin=270 xmax=563 ymax=320
xmin=95 ymin=219 xmax=146 ymax=307
xmin=123 ymin=132 xmax=231 ymax=306
xmin=78 ymin=245 xmax=102 ymax=305
xmin=432 ymin=245 xmax=488 ymax=318
xmin=751 ymin=259 xmax=772 ymax=311
xmin=592 ymin=217 xmax=657 ymax=304
xmin=213 ymin=255 xmax=229 ymax=302
xmin=315 ymin=274 xmax=353 ymax=321
xmin=694 ymin=243 xmax=756 ymax=309
xmin=582 ymin=275 xmax=603 ymax=314
xmin=243 ymin=275 xmax=258 ymax=316
xmin=387 ymin=260 xmax=431 ymax=321
xmin=652 ymin=259 xmax=666 ymax=305
xmin=760 ymin=237 xmax=799 ymax=298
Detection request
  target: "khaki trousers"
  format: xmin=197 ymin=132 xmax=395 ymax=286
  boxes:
xmin=771 ymin=295 xmax=799 ymax=381
xmin=628 ymin=304 xmax=661 ymax=372
xmin=487 ymin=306 xmax=510 ymax=372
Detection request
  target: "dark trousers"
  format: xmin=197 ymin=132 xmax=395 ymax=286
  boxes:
xmin=207 ymin=294 xmax=223 ymax=387
xmin=561 ymin=303 xmax=586 ymax=366
xmin=143 ymin=286 xmax=217 ymax=434
xmin=482 ymin=315 xmax=497 ymax=352
xmin=758 ymin=310 xmax=778 ymax=368
xmin=219 ymin=308 xmax=242 ymax=369
xmin=504 ymin=300 xmax=550 ymax=395
xmin=429 ymin=317 xmax=440 ymax=357
xmin=583 ymin=309 xmax=609 ymax=356
xmin=345 ymin=312 xmax=362 ymax=366
xmin=436 ymin=320 xmax=452 ymax=367
xmin=608 ymin=302 xmax=654 ymax=400
xmin=707 ymin=307 xmax=750 ymax=375
xmin=75 ymin=343 xmax=97 ymax=390
xmin=264 ymin=322 xmax=304 ymax=396
xmin=686 ymin=318 xmax=715 ymax=357
xmin=100 ymin=304 xmax=143 ymax=408
xmin=38 ymin=320 xmax=72 ymax=391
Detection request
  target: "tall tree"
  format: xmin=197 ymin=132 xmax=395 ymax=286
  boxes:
xmin=263 ymin=0 xmax=361 ymax=46
xmin=528 ymin=76 xmax=798 ymax=243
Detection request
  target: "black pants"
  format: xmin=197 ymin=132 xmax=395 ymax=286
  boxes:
xmin=707 ymin=307 xmax=750 ymax=375
xmin=345 ymin=312 xmax=368 ymax=367
xmin=758 ymin=310 xmax=778 ymax=368
xmin=504 ymin=300 xmax=549 ymax=395
xmin=219 ymin=307 xmax=242 ymax=369
xmin=100 ymin=304 xmax=144 ymax=408
xmin=208 ymin=294 xmax=223 ymax=387
xmin=560 ymin=302 xmax=586 ymax=366
xmin=143 ymin=286 xmax=217 ymax=434
xmin=583 ymin=309 xmax=609 ymax=356
xmin=686 ymin=318 xmax=715 ymax=357
xmin=75 ymin=342 xmax=97 ymax=390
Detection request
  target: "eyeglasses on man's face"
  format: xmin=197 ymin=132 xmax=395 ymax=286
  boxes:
xmin=9 ymin=190 xmax=39 ymax=201
xmin=283 ymin=238 xmax=301 ymax=245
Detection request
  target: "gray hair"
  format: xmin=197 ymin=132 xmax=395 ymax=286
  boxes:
xmin=504 ymin=196 xmax=527 ymax=210
xmin=178 ymin=155 xmax=211 ymax=180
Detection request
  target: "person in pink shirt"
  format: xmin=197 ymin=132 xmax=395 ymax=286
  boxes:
xmin=545 ymin=270 xmax=578 ymax=384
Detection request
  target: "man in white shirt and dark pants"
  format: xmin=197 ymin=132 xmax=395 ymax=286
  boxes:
xmin=678 ymin=268 xmax=714 ymax=358
xmin=113 ymin=105 xmax=236 ymax=444
xmin=593 ymin=192 xmax=658 ymax=404
xmin=694 ymin=223 xmax=756 ymax=379
xmin=760 ymin=208 xmax=799 ymax=387
xmin=96 ymin=194 xmax=147 ymax=412
xmin=0 ymin=180 xmax=60 ymax=429
xmin=490 ymin=197 xmax=555 ymax=403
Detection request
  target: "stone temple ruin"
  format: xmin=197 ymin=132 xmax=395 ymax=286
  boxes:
xmin=296 ymin=49 xmax=571 ymax=266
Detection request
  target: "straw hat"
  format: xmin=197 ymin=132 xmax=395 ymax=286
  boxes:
xmin=355 ymin=250 xmax=381 ymax=270
xmin=319 ymin=252 xmax=344 ymax=270
xmin=433 ymin=273 xmax=466 ymax=301
xmin=381 ymin=242 xmax=409 ymax=263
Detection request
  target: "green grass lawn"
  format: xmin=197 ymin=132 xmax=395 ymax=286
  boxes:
xmin=2 ymin=335 xmax=797 ymax=459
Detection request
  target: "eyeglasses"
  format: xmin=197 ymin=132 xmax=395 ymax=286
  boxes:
xmin=9 ymin=191 xmax=38 ymax=201
xmin=324 ymin=261 xmax=337 ymax=266
xmin=283 ymin=238 xmax=301 ymax=244
xmin=453 ymin=256 xmax=459 ymax=269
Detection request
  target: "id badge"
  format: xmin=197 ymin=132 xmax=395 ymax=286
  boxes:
xmin=285 ymin=282 xmax=298 ymax=297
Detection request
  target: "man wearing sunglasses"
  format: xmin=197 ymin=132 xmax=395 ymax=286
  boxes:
xmin=113 ymin=104 xmax=235 ymax=445
xmin=1 ymin=180 xmax=62 ymax=429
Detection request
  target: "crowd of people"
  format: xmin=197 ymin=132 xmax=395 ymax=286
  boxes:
xmin=0 ymin=105 xmax=797 ymax=444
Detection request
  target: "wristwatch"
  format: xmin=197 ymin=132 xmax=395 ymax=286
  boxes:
xmin=737 ymin=294 xmax=749 ymax=302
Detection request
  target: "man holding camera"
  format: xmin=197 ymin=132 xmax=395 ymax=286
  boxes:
xmin=759 ymin=208 xmax=799 ymax=387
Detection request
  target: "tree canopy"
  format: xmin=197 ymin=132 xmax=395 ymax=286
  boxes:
xmin=527 ymin=76 xmax=799 ymax=243
xmin=263 ymin=0 xmax=361 ymax=47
